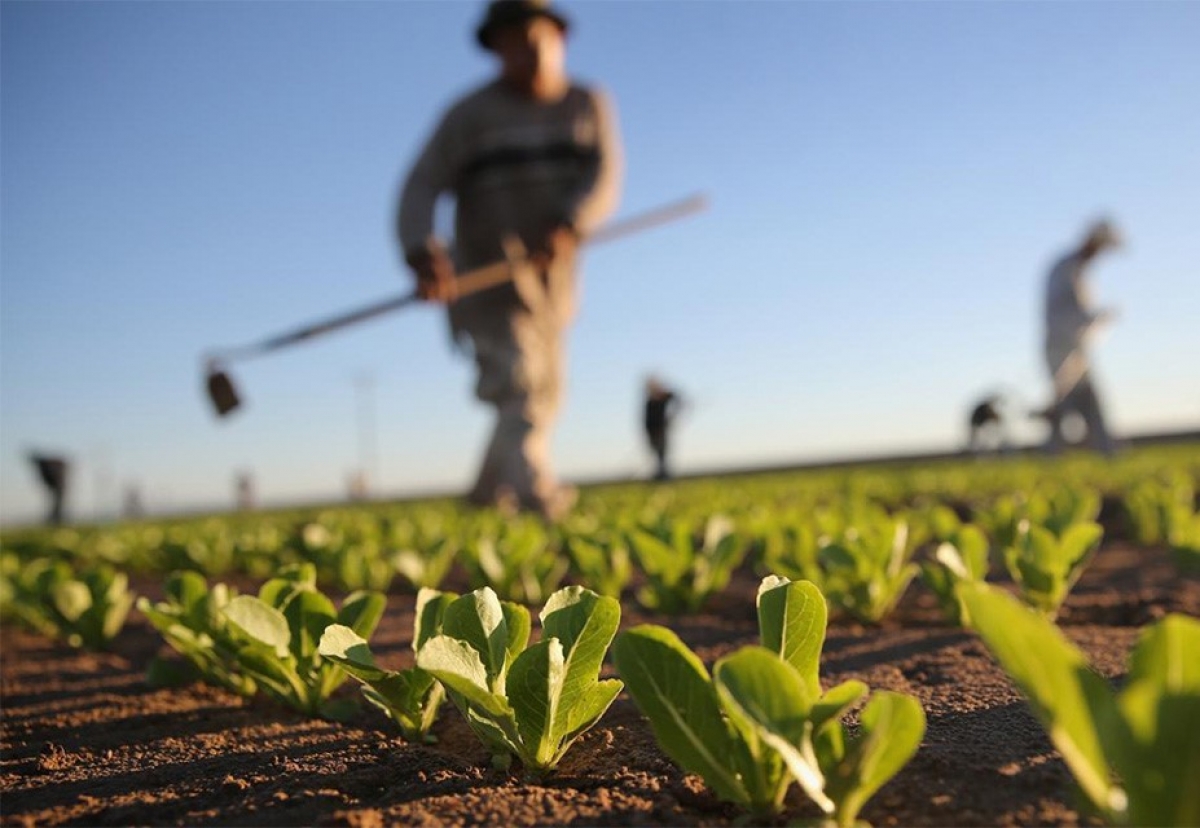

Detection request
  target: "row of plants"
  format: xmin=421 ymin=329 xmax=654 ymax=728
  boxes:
xmin=135 ymin=561 xmax=1199 ymax=827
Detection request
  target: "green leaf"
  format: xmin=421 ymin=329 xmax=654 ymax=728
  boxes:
xmin=959 ymin=582 xmax=1118 ymax=813
xmin=414 ymin=588 xmax=456 ymax=650
xmin=508 ymin=638 xmax=567 ymax=769
xmin=756 ymin=576 xmax=825 ymax=699
xmin=318 ymin=624 xmax=389 ymax=682
xmin=51 ymin=581 xmax=92 ymax=623
xmin=282 ymin=588 xmax=337 ymax=665
xmin=612 ymin=625 xmax=748 ymax=806
xmin=442 ymin=588 xmax=510 ymax=683
xmin=224 ymin=595 xmax=291 ymax=659
xmin=540 ymin=586 xmax=621 ymax=735
xmin=827 ymin=691 xmax=926 ymax=828
xmin=337 ymin=590 xmax=386 ymax=641
xmin=714 ymin=646 xmax=820 ymax=814
xmin=417 ymin=634 xmax=512 ymax=719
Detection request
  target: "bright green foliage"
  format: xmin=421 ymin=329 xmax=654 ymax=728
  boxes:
xmin=560 ymin=530 xmax=631 ymax=599
xmin=1167 ymin=507 xmax=1200 ymax=574
xmin=318 ymin=588 xmax=456 ymax=741
xmin=1123 ymin=474 xmax=1194 ymax=546
xmin=462 ymin=518 xmax=569 ymax=604
xmin=137 ymin=570 xmax=257 ymax=696
xmin=392 ymin=536 xmax=458 ymax=592
xmin=1 ymin=555 xmax=133 ymax=650
xmin=220 ymin=563 xmax=386 ymax=719
xmin=415 ymin=585 xmax=622 ymax=773
xmin=751 ymin=508 xmax=824 ymax=587
xmin=627 ymin=514 xmax=748 ymax=614
xmin=1003 ymin=520 xmax=1102 ymax=619
xmin=614 ymin=576 xmax=925 ymax=824
xmin=960 ymin=582 xmax=1200 ymax=826
xmin=818 ymin=517 xmax=919 ymax=624
xmin=919 ymin=524 xmax=991 ymax=626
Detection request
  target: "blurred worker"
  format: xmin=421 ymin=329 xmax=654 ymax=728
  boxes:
xmin=28 ymin=453 xmax=69 ymax=526
xmin=644 ymin=376 xmax=684 ymax=481
xmin=1038 ymin=219 xmax=1122 ymax=455
xmin=966 ymin=393 xmax=1014 ymax=455
xmin=397 ymin=0 xmax=623 ymax=520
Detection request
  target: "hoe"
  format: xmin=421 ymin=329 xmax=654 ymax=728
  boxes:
xmin=203 ymin=193 xmax=708 ymax=418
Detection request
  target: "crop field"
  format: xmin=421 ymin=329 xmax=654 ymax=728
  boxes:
xmin=2 ymin=445 xmax=1198 ymax=827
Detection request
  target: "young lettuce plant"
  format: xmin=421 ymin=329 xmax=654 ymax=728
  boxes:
xmin=318 ymin=588 xmax=456 ymax=742
xmin=2 ymin=557 xmax=134 ymax=650
xmin=221 ymin=563 xmax=386 ymax=720
xmin=614 ymin=576 xmax=926 ymax=824
xmin=960 ymin=581 xmax=1200 ymax=827
xmin=415 ymin=585 xmax=622 ymax=774
xmin=561 ymin=530 xmax=631 ymax=599
xmin=919 ymin=524 xmax=990 ymax=626
xmin=462 ymin=518 xmax=569 ymax=605
xmin=1003 ymin=519 xmax=1102 ymax=619
xmin=392 ymin=536 xmax=458 ymax=592
xmin=818 ymin=517 xmax=919 ymax=624
xmin=627 ymin=514 xmax=748 ymax=614
xmin=137 ymin=570 xmax=257 ymax=696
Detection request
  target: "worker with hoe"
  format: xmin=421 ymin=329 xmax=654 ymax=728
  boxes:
xmin=1038 ymin=219 xmax=1122 ymax=455
xmin=643 ymin=376 xmax=683 ymax=481
xmin=397 ymin=0 xmax=622 ymax=520
xmin=28 ymin=453 xmax=70 ymax=526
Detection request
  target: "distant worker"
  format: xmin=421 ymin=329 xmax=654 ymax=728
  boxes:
xmin=644 ymin=376 xmax=684 ymax=481
xmin=235 ymin=472 xmax=256 ymax=511
xmin=28 ymin=453 xmax=69 ymax=526
xmin=396 ymin=0 xmax=623 ymax=520
xmin=966 ymin=394 xmax=1008 ymax=455
xmin=1037 ymin=219 xmax=1122 ymax=455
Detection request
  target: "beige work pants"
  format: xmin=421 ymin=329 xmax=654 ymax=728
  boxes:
xmin=451 ymin=256 xmax=576 ymax=513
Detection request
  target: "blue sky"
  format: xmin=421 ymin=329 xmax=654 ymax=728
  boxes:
xmin=2 ymin=1 xmax=1198 ymax=524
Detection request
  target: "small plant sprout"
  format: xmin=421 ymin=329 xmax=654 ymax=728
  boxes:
xmin=614 ymin=575 xmax=925 ymax=824
xmin=1003 ymin=519 xmax=1102 ymax=619
xmin=318 ymin=588 xmax=456 ymax=742
xmin=919 ymin=524 xmax=990 ymax=626
xmin=415 ymin=585 xmax=623 ymax=773
xmin=220 ymin=563 xmax=386 ymax=720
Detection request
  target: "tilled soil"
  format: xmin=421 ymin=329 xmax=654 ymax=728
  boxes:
xmin=2 ymin=542 xmax=1197 ymax=827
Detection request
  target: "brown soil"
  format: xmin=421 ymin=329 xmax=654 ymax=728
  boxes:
xmin=2 ymin=542 xmax=1197 ymax=827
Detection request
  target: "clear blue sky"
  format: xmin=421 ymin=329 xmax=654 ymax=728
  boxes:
xmin=2 ymin=1 xmax=1198 ymax=525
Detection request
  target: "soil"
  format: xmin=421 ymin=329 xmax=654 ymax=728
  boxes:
xmin=2 ymin=541 xmax=1196 ymax=827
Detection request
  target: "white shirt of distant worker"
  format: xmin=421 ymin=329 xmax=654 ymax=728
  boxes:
xmin=1042 ymin=219 xmax=1122 ymax=455
xmin=397 ymin=0 xmax=623 ymax=520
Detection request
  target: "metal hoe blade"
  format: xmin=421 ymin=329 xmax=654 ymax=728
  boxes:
xmin=205 ymin=364 xmax=242 ymax=417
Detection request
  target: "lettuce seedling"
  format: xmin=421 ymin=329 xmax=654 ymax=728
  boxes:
xmin=220 ymin=563 xmax=386 ymax=720
xmin=137 ymin=570 xmax=257 ymax=696
xmin=2 ymin=557 xmax=133 ymax=650
xmin=614 ymin=576 xmax=926 ymax=824
xmin=919 ymin=524 xmax=990 ymax=626
xmin=960 ymin=582 xmax=1200 ymax=826
xmin=818 ymin=518 xmax=919 ymax=624
xmin=415 ymin=585 xmax=622 ymax=773
xmin=627 ymin=514 xmax=748 ymax=614
xmin=561 ymin=531 xmax=631 ymax=599
xmin=318 ymin=588 xmax=456 ymax=741
xmin=463 ymin=518 xmax=569 ymax=605
xmin=1003 ymin=520 xmax=1102 ymax=619
xmin=392 ymin=536 xmax=458 ymax=592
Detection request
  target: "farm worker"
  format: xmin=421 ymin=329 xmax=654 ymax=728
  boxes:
xmin=1038 ymin=219 xmax=1122 ymax=455
xmin=643 ymin=376 xmax=684 ymax=481
xmin=396 ymin=0 xmax=623 ymax=520
xmin=28 ymin=453 xmax=69 ymax=526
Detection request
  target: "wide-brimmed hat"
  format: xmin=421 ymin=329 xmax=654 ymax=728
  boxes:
xmin=476 ymin=0 xmax=570 ymax=51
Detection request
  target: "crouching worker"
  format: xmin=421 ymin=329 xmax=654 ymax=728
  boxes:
xmin=396 ymin=0 xmax=623 ymax=520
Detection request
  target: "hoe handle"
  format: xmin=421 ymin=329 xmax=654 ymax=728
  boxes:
xmin=211 ymin=193 xmax=708 ymax=364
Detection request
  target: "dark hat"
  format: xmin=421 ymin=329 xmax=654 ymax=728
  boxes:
xmin=475 ymin=0 xmax=570 ymax=50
